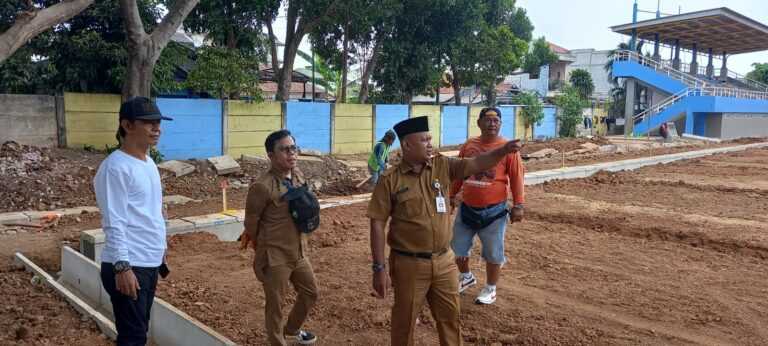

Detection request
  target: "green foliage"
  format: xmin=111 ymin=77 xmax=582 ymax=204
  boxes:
xmin=747 ymin=63 xmax=768 ymax=84
xmin=513 ymin=91 xmax=544 ymax=127
xmin=185 ymin=46 xmax=263 ymax=100
xmin=554 ymin=85 xmax=587 ymax=137
xmin=0 ymin=0 xmax=187 ymax=95
xmin=523 ymin=37 xmax=557 ymax=78
xmin=297 ymin=49 xmax=341 ymax=99
xmin=181 ymin=0 xmax=273 ymax=53
xmin=569 ymin=68 xmax=594 ymax=100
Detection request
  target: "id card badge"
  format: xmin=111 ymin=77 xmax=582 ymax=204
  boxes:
xmin=436 ymin=196 xmax=447 ymax=213
xmin=433 ymin=179 xmax=447 ymax=213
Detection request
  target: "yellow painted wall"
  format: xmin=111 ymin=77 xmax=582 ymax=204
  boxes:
xmin=514 ymin=107 xmax=533 ymax=141
xmin=468 ymin=106 xmax=484 ymax=138
xmin=410 ymin=105 xmax=441 ymax=147
xmin=227 ymin=101 xmax=282 ymax=157
xmin=64 ymin=92 xmax=121 ymax=149
xmin=333 ymin=103 xmax=373 ymax=154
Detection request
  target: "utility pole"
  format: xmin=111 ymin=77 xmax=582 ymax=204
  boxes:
xmin=312 ymin=45 xmax=316 ymax=102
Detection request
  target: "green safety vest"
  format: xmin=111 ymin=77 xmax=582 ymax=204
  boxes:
xmin=368 ymin=141 xmax=390 ymax=172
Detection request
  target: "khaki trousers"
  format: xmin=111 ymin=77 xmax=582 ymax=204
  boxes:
xmin=254 ymin=258 xmax=318 ymax=346
xmin=390 ymin=250 xmax=462 ymax=346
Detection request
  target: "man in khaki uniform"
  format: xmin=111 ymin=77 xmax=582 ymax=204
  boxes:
xmin=368 ymin=116 xmax=521 ymax=345
xmin=242 ymin=129 xmax=318 ymax=346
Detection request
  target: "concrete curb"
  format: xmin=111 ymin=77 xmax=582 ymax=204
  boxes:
xmin=14 ymin=252 xmax=117 ymax=340
xmin=59 ymin=246 xmax=237 ymax=346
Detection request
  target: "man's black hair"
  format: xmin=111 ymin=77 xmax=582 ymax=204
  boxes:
xmin=479 ymin=107 xmax=502 ymax=119
xmin=115 ymin=119 xmax=136 ymax=145
xmin=265 ymin=129 xmax=294 ymax=153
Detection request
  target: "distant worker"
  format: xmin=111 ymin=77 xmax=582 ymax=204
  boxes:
xmin=368 ymin=116 xmax=522 ymax=345
xmin=241 ymin=129 xmax=321 ymax=346
xmin=367 ymin=130 xmax=396 ymax=185
xmin=450 ymin=107 xmax=525 ymax=305
xmin=94 ymin=96 xmax=173 ymax=346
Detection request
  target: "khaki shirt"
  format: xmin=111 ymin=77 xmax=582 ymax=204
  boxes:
xmin=244 ymin=168 xmax=308 ymax=267
xmin=367 ymin=155 xmax=472 ymax=253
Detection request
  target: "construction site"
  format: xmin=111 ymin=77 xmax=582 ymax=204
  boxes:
xmin=1 ymin=134 xmax=767 ymax=345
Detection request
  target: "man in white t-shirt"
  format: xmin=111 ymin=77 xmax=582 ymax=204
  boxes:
xmin=94 ymin=96 xmax=172 ymax=346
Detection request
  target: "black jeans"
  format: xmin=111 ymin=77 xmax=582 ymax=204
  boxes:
xmin=101 ymin=262 xmax=159 ymax=346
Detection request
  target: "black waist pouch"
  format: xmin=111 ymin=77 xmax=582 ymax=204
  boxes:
xmin=460 ymin=203 xmax=508 ymax=230
xmin=282 ymin=184 xmax=321 ymax=233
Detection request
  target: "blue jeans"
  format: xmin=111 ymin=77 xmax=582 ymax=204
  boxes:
xmin=101 ymin=262 xmax=159 ymax=346
xmin=451 ymin=202 xmax=508 ymax=264
xmin=368 ymin=166 xmax=381 ymax=185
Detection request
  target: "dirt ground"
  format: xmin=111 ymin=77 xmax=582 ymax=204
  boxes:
xmin=3 ymin=137 xmax=760 ymax=215
xmin=0 ymin=264 xmax=110 ymax=345
xmin=150 ymin=147 xmax=768 ymax=345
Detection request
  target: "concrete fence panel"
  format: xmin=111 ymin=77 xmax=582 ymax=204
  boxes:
xmin=286 ymin=102 xmax=331 ymax=153
xmin=535 ymin=107 xmax=558 ymax=139
xmin=410 ymin=105 xmax=441 ymax=147
xmin=227 ymin=101 xmax=282 ymax=156
xmin=0 ymin=94 xmax=57 ymax=146
xmin=441 ymin=105 xmax=468 ymax=146
xmin=333 ymin=103 xmax=373 ymax=154
xmin=156 ymin=98 xmax=223 ymax=160
xmin=469 ymin=106 xmax=484 ymax=138
xmin=499 ymin=105 xmax=517 ymax=140
xmin=374 ymin=104 xmax=409 ymax=149
xmin=64 ymin=92 xmax=121 ymax=149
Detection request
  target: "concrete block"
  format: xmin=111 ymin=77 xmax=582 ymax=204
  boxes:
xmin=527 ymin=148 xmax=558 ymax=159
xmin=166 ymin=219 xmax=196 ymax=235
xmin=299 ymin=149 xmax=323 ymax=157
xmin=201 ymin=221 xmax=244 ymax=242
xmin=163 ymin=195 xmax=199 ymax=206
xmin=297 ymin=155 xmax=324 ymax=162
xmin=58 ymin=246 xmax=236 ymax=346
xmin=53 ymin=206 xmax=99 ymax=218
xmin=223 ymin=209 xmax=245 ymax=222
xmin=181 ymin=213 xmax=237 ymax=229
xmin=208 ymin=155 xmax=241 ymax=175
xmin=22 ymin=210 xmax=62 ymax=221
xmin=15 ymin=250 xmax=117 ymax=340
xmin=339 ymin=160 xmax=368 ymax=169
xmin=579 ymin=142 xmax=600 ymax=151
xmin=0 ymin=212 xmax=30 ymax=224
xmin=158 ymin=160 xmax=196 ymax=177
xmin=80 ymin=229 xmax=105 ymax=261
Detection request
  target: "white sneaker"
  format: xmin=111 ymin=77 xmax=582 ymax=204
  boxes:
xmin=285 ymin=330 xmax=317 ymax=345
xmin=458 ymin=272 xmax=476 ymax=294
xmin=475 ymin=286 xmax=496 ymax=305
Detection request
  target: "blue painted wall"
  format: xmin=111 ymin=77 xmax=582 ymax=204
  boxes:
xmin=534 ymin=107 xmax=557 ymax=139
xmin=693 ymin=113 xmax=708 ymax=136
xmin=612 ymin=61 xmax=688 ymax=94
xmin=374 ymin=104 xmax=409 ymax=148
xmin=156 ymin=98 xmax=222 ymax=160
xmin=286 ymin=102 xmax=331 ymax=153
xmin=441 ymin=106 xmax=468 ymax=146
xmin=498 ymin=105 xmax=516 ymax=139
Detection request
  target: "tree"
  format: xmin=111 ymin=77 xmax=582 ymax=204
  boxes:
xmin=0 ymin=0 xmax=94 ymax=64
xmin=522 ymin=36 xmax=557 ymax=78
xmin=182 ymin=0 xmax=270 ymax=51
xmin=569 ymin=68 xmax=594 ymax=100
xmin=747 ymin=63 xmax=768 ymax=84
xmin=119 ymin=0 xmax=199 ymax=99
xmin=554 ymin=85 xmax=587 ymax=137
xmin=513 ymin=91 xmax=543 ymax=139
xmin=297 ymin=49 xmax=341 ymax=99
xmin=443 ymin=0 xmax=530 ymax=106
xmin=259 ymin=0 xmax=342 ymax=101
xmin=185 ymin=46 xmax=262 ymax=100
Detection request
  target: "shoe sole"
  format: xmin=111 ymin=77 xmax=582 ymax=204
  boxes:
xmin=458 ymin=279 xmax=477 ymax=294
xmin=474 ymin=296 xmax=496 ymax=305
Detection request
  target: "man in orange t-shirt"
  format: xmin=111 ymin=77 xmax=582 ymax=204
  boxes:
xmin=450 ymin=107 xmax=525 ymax=305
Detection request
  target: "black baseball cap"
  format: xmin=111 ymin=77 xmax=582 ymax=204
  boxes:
xmin=119 ymin=96 xmax=173 ymax=121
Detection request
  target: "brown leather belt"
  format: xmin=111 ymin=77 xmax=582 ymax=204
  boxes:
xmin=392 ymin=248 xmax=448 ymax=259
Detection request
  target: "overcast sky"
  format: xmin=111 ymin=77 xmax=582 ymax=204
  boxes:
xmin=272 ymin=0 xmax=768 ymax=75
xmin=516 ymin=0 xmax=768 ymax=74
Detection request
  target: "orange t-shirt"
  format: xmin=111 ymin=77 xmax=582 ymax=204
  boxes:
xmin=450 ymin=136 xmax=525 ymax=207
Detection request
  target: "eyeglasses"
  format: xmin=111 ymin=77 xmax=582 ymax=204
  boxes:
xmin=276 ymin=145 xmax=299 ymax=154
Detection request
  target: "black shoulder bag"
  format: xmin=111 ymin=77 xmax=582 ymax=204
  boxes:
xmin=281 ymin=179 xmax=321 ymax=234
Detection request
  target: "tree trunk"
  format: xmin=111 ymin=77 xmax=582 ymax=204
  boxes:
xmin=0 ymin=0 xmax=94 ymax=64
xmin=277 ymin=39 xmax=300 ymax=101
xmin=119 ymin=0 xmax=199 ymax=99
xmin=485 ymin=86 xmax=496 ymax=106
xmin=451 ymin=65 xmax=461 ymax=105
xmin=266 ymin=20 xmax=279 ymax=77
xmin=340 ymin=25 xmax=349 ymax=103
xmin=358 ymin=35 xmax=382 ymax=104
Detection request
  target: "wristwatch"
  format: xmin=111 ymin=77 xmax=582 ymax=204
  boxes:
xmin=113 ymin=261 xmax=132 ymax=274
xmin=372 ymin=263 xmax=386 ymax=273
